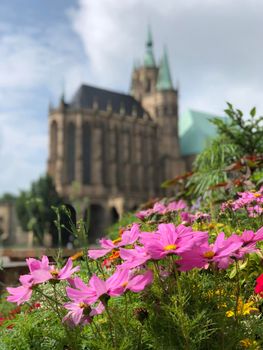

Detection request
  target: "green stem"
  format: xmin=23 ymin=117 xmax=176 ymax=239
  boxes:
xmin=137 ymin=325 xmax=143 ymax=350
xmin=234 ymin=260 xmax=241 ymax=322
xmin=124 ymin=293 xmax=128 ymax=331
xmin=105 ymin=304 xmax=116 ymax=348
xmin=153 ymin=261 xmax=166 ymax=294
xmin=174 ymin=268 xmax=190 ymax=350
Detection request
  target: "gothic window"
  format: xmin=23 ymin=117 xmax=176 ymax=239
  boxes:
xmin=50 ymin=120 xmax=58 ymax=160
xmin=142 ymin=132 xmax=149 ymax=189
xmin=66 ymin=122 xmax=76 ymax=184
xmin=101 ymin=124 xmax=109 ymax=187
xmin=83 ymin=122 xmax=92 ymax=185
xmin=115 ymin=128 xmax=123 ymax=190
xmin=85 ymin=204 xmax=105 ymax=243
xmin=146 ymin=78 xmax=151 ymax=93
xmin=123 ymin=130 xmax=132 ymax=163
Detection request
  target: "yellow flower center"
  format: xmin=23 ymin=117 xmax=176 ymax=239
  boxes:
xmin=50 ymin=270 xmax=59 ymax=277
xmin=79 ymin=302 xmax=88 ymax=309
xmin=254 ymin=193 xmax=261 ymax=198
xmin=121 ymin=281 xmax=128 ymax=288
xmin=164 ymin=244 xmax=177 ymax=251
xmin=112 ymin=237 xmax=122 ymax=245
xmin=203 ymin=251 xmax=215 ymax=259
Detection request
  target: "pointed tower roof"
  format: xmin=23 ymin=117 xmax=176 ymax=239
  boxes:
xmin=143 ymin=26 xmax=156 ymax=68
xmin=156 ymin=47 xmax=173 ymax=91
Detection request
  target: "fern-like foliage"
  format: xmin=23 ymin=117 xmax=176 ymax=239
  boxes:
xmin=188 ymin=137 xmax=240 ymax=197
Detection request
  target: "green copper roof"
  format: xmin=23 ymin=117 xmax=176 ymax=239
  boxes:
xmin=143 ymin=26 xmax=156 ymax=68
xmin=156 ymin=48 xmax=173 ymax=91
xmin=179 ymin=109 xmax=227 ymax=155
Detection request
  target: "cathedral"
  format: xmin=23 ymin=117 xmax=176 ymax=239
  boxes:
xmin=47 ymin=29 xmax=185 ymax=241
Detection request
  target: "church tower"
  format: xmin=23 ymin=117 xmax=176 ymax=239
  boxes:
xmin=130 ymin=27 xmax=159 ymax=117
xmin=130 ymin=30 xmax=185 ymax=183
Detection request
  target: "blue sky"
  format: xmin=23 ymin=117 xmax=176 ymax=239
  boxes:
xmin=1 ymin=0 xmax=263 ymax=195
xmin=0 ymin=0 xmax=87 ymax=195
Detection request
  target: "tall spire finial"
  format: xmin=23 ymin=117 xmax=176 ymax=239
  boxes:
xmin=59 ymin=78 xmax=67 ymax=110
xmin=156 ymin=46 xmax=173 ymax=91
xmin=146 ymin=25 xmax=153 ymax=48
xmin=144 ymin=25 xmax=156 ymax=68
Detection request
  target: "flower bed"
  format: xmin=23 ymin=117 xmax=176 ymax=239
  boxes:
xmin=1 ymin=190 xmax=263 ymax=350
xmin=1 ymin=105 xmax=263 ymax=349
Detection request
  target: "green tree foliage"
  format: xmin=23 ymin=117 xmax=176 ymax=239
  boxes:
xmin=0 ymin=193 xmax=16 ymax=203
xmin=16 ymin=175 xmax=63 ymax=246
xmin=189 ymin=137 xmax=239 ymax=197
xmin=188 ymin=104 xmax=263 ymax=198
xmin=211 ymin=103 xmax=263 ymax=155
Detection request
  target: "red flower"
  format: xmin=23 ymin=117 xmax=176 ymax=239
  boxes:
xmin=255 ymin=274 xmax=263 ymax=297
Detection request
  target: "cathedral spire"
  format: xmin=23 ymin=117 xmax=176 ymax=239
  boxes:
xmin=143 ymin=26 xmax=156 ymax=68
xmin=156 ymin=47 xmax=173 ymax=91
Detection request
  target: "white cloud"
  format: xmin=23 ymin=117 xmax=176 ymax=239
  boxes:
xmin=0 ymin=22 xmax=88 ymax=195
xmin=70 ymin=0 xmax=263 ymax=114
xmin=2 ymin=0 xmax=263 ymax=194
xmin=0 ymin=111 xmax=47 ymax=193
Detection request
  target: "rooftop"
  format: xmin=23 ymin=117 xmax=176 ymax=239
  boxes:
xmin=69 ymin=84 xmax=149 ymax=118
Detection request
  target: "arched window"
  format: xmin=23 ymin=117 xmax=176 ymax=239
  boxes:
xmin=83 ymin=122 xmax=92 ymax=185
xmin=115 ymin=128 xmax=123 ymax=190
xmin=146 ymin=78 xmax=151 ymax=93
xmin=110 ymin=207 xmax=119 ymax=224
xmin=84 ymin=204 xmax=105 ymax=243
xmin=50 ymin=121 xmax=58 ymax=160
xmin=102 ymin=124 xmax=109 ymax=187
xmin=66 ymin=122 xmax=75 ymax=184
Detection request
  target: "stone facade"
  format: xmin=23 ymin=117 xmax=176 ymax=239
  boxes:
xmin=0 ymin=200 xmax=26 ymax=246
xmin=47 ymin=32 xmax=185 ymax=242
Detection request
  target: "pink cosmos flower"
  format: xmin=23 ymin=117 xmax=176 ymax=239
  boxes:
xmin=136 ymin=200 xmax=187 ymax=220
xmin=140 ymin=223 xmax=208 ymax=260
xmin=28 ymin=256 xmax=80 ymax=284
xmin=6 ymin=274 xmax=34 ymax=305
xmin=63 ymin=301 xmax=104 ymax=326
xmin=102 ymin=268 xmax=153 ymax=297
xmin=119 ymin=246 xmax=151 ymax=269
xmin=181 ymin=211 xmax=210 ymax=225
xmin=88 ymin=223 xmax=140 ymax=260
xmin=166 ymin=200 xmax=187 ymax=212
xmin=178 ymin=232 xmax=243 ymax=271
xmin=66 ymin=277 xmax=96 ymax=303
xmin=221 ymin=189 xmax=263 ymax=217
xmin=7 ymin=257 xmax=80 ymax=305
xmin=135 ymin=209 xmax=153 ymax=220
xmin=66 ymin=268 xmax=153 ymax=305
xmin=231 ymin=227 xmax=263 ymax=258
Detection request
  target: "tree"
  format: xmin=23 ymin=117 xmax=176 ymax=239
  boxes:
xmin=211 ymin=103 xmax=263 ymax=155
xmin=16 ymin=175 xmax=65 ymax=246
xmin=188 ymin=104 xmax=263 ymax=198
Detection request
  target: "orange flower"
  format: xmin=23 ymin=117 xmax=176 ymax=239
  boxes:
xmin=109 ymin=250 xmax=120 ymax=261
xmin=70 ymin=251 xmax=84 ymax=261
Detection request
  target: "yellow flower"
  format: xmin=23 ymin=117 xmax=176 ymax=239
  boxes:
xmin=240 ymin=338 xmax=260 ymax=349
xmin=226 ymin=299 xmax=258 ymax=318
xmin=225 ymin=310 xmax=235 ymax=318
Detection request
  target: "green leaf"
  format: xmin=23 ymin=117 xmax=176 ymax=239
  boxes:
xmin=226 ymin=102 xmax=233 ymax=109
xmin=229 ymin=265 xmax=237 ymax=279
xmin=236 ymin=109 xmax=243 ymax=117
xmin=250 ymin=107 xmax=256 ymax=117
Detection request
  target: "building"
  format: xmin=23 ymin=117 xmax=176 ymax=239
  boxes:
xmin=179 ymin=109 xmax=226 ymax=170
xmin=47 ymin=29 xmax=220 ymax=242
xmin=0 ymin=199 xmax=26 ymax=246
